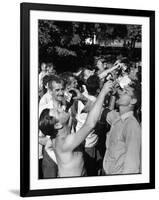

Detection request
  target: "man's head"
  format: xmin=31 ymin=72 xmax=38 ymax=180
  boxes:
xmin=82 ymin=65 xmax=95 ymax=81
xmin=41 ymin=62 xmax=47 ymax=72
xmin=39 ymin=108 xmax=70 ymax=137
xmin=116 ymin=82 xmax=141 ymax=110
xmin=86 ymin=75 xmax=100 ymax=96
xmin=46 ymin=63 xmax=56 ymax=74
xmin=61 ymin=72 xmax=78 ymax=90
xmin=48 ymin=75 xmax=64 ymax=103
xmin=129 ymin=67 xmax=139 ymax=81
xmin=96 ymin=58 xmax=105 ymax=72
xmin=39 ymin=109 xmax=58 ymax=138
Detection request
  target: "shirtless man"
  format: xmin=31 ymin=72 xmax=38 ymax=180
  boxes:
xmin=39 ymin=75 xmax=66 ymax=178
xmin=39 ymin=81 xmax=113 ymax=177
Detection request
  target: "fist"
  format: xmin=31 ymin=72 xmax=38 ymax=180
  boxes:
xmin=103 ymin=80 xmax=113 ymax=93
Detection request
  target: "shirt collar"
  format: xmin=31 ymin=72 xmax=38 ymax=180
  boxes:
xmin=120 ymin=111 xmax=133 ymax=121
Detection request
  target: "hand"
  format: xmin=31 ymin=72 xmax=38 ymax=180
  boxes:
xmin=102 ymin=80 xmax=113 ymax=94
xmin=68 ymin=88 xmax=82 ymax=101
xmin=113 ymin=62 xmax=122 ymax=70
xmin=45 ymin=138 xmax=54 ymax=151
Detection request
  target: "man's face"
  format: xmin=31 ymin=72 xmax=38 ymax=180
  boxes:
xmin=47 ymin=66 xmax=56 ymax=74
xmin=129 ymin=68 xmax=138 ymax=80
xmin=51 ymin=81 xmax=64 ymax=103
xmin=97 ymin=60 xmax=104 ymax=71
xmin=116 ymin=86 xmax=135 ymax=106
xmin=41 ymin=63 xmax=47 ymax=72
xmin=83 ymin=69 xmax=94 ymax=80
xmin=69 ymin=76 xmax=78 ymax=89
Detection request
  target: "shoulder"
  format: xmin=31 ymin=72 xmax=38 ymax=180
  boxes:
xmin=56 ymin=134 xmax=76 ymax=152
xmin=39 ymin=93 xmax=48 ymax=105
xmin=124 ymin=116 xmax=141 ymax=137
xmin=126 ymin=116 xmax=140 ymax=129
xmin=55 ymin=136 xmax=67 ymax=152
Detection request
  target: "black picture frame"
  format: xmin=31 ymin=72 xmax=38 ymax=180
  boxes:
xmin=20 ymin=2 xmax=155 ymax=197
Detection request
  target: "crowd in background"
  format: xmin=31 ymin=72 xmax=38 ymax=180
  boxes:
xmin=38 ymin=55 xmax=142 ymax=178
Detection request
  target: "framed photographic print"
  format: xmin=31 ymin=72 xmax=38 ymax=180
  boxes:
xmin=20 ymin=2 xmax=155 ymax=197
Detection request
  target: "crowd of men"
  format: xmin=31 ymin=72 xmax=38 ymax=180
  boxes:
xmin=38 ymin=56 xmax=142 ymax=178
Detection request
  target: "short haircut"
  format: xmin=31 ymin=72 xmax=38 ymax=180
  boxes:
xmin=60 ymin=72 xmax=74 ymax=87
xmin=46 ymin=62 xmax=54 ymax=68
xmin=47 ymin=75 xmax=64 ymax=90
xmin=78 ymin=66 xmax=95 ymax=84
xmin=39 ymin=109 xmax=58 ymax=138
xmin=129 ymin=81 xmax=142 ymax=123
xmin=130 ymin=81 xmax=141 ymax=109
xmin=43 ymin=75 xmax=50 ymax=87
xmin=84 ymin=64 xmax=95 ymax=71
xmin=43 ymin=74 xmax=61 ymax=87
xmin=41 ymin=62 xmax=46 ymax=67
xmin=86 ymin=75 xmax=100 ymax=96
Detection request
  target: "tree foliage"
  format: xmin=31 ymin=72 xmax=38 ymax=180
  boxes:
xmin=126 ymin=25 xmax=142 ymax=48
xmin=39 ymin=20 xmax=141 ymax=58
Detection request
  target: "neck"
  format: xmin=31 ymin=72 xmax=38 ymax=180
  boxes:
xmin=56 ymin=125 xmax=69 ymax=138
xmin=55 ymin=100 xmax=61 ymax=107
xmin=52 ymin=98 xmax=61 ymax=107
xmin=119 ymin=106 xmax=133 ymax=115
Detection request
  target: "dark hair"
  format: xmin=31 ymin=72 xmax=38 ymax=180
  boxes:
xmin=86 ymin=75 xmax=100 ymax=96
xmin=130 ymin=81 xmax=142 ymax=122
xmin=39 ymin=109 xmax=58 ymax=138
xmin=60 ymin=72 xmax=75 ymax=87
xmin=48 ymin=75 xmax=64 ymax=90
xmin=43 ymin=75 xmax=50 ymax=87
xmin=136 ymin=67 xmax=142 ymax=82
xmin=46 ymin=62 xmax=54 ymax=68
xmin=130 ymin=81 xmax=141 ymax=107
xmin=84 ymin=64 xmax=95 ymax=71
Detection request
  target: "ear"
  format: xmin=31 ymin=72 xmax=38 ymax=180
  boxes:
xmin=130 ymin=98 xmax=137 ymax=105
xmin=54 ymin=122 xmax=63 ymax=130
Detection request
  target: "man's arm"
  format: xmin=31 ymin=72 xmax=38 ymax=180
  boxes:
xmin=68 ymin=88 xmax=89 ymax=105
xmin=98 ymin=63 xmax=120 ymax=80
xmin=62 ymin=81 xmax=113 ymax=151
xmin=123 ymin=120 xmax=141 ymax=174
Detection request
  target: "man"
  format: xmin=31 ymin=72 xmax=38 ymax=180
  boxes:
xmin=39 ymin=75 xmax=66 ymax=178
xmin=60 ymin=72 xmax=79 ymax=132
xmin=39 ymin=62 xmax=47 ymax=99
xmin=39 ymin=75 xmax=66 ymax=114
xmin=46 ymin=62 xmax=57 ymax=75
xmin=103 ymin=83 xmax=141 ymax=175
xmin=39 ymin=81 xmax=113 ymax=177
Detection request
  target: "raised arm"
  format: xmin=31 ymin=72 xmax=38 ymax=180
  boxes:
xmin=63 ymin=81 xmax=113 ymax=151
xmin=98 ymin=63 xmax=120 ymax=80
xmin=84 ymin=81 xmax=113 ymax=127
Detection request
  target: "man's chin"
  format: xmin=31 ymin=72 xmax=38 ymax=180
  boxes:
xmin=57 ymin=97 xmax=64 ymax=102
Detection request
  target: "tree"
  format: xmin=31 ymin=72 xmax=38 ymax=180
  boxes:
xmin=39 ymin=20 xmax=141 ymax=61
xmin=126 ymin=25 xmax=141 ymax=49
xmin=95 ymin=24 xmax=128 ymax=45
